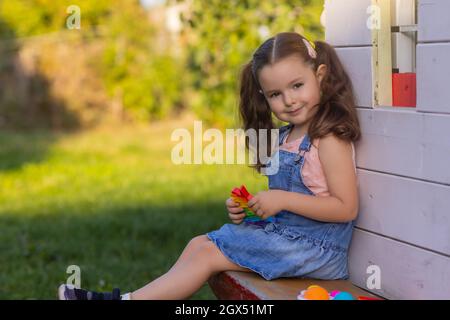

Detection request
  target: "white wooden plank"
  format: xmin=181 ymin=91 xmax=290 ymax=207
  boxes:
xmin=335 ymin=47 xmax=373 ymax=108
xmin=417 ymin=43 xmax=450 ymax=113
xmin=356 ymin=169 xmax=450 ymax=255
xmin=418 ymin=0 xmax=450 ymax=42
xmin=356 ymin=108 xmax=450 ymax=184
xmin=349 ymin=229 xmax=450 ymax=299
xmin=324 ymin=0 xmax=373 ymax=46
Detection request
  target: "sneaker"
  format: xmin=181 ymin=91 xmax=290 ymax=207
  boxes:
xmin=58 ymin=284 xmax=121 ymax=300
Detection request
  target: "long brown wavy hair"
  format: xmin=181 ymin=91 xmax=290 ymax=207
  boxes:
xmin=239 ymin=32 xmax=361 ymax=173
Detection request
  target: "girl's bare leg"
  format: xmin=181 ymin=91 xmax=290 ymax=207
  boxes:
xmin=130 ymin=236 xmax=249 ymax=300
xmin=167 ymin=235 xmax=211 ymax=271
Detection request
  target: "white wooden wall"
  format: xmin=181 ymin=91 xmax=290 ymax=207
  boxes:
xmin=325 ymin=0 xmax=450 ymax=299
xmin=417 ymin=0 xmax=450 ymax=113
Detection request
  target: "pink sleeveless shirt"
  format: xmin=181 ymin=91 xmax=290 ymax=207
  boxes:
xmin=279 ymin=134 xmax=356 ymax=197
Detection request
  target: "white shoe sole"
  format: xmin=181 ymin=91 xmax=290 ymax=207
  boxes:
xmin=58 ymin=284 xmax=72 ymax=300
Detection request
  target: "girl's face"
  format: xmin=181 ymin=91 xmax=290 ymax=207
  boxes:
xmin=258 ymin=55 xmax=327 ymax=128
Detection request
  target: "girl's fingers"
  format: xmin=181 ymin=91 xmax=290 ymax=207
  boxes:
xmin=226 ymin=198 xmax=240 ymax=207
xmin=228 ymin=207 xmax=244 ymax=214
xmin=228 ymin=212 xmax=246 ymax=220
xmin=230 ymin=214 xmax=245 ymax=224
xmin=250 ymin=202 xmax=259 ymax=211
xmin=231 ymin=218 xmax=244 ymax=224
xmin=248 ymin=198 xmax=259 ymax=209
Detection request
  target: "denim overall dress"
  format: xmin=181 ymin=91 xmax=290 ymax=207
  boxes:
xmin=207 ymin=124 xmax=355 ymax=280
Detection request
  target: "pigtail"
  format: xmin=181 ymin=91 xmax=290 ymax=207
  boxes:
xmin=238 ymin=61 xmax=275 ymax=173
xmin=309 ymin=41 xmax=361 ymax=142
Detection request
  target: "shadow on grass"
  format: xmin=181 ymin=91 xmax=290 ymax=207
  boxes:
xmin=0 ymin=199 xmax=231 ymax=300
xmin=0 ymin=130 xmax=60 ymax=172
xmin=0 ymin=17 xmax=80 ymax=172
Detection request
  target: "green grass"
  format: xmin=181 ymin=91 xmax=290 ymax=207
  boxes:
xmin=0 ymin=117 xmax=267 ymax=299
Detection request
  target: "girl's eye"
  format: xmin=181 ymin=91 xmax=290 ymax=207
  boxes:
xmin=269 ymin=92 xmax=280 ymax=99
xmin=268 ymin=83 xmax=303 ymax=98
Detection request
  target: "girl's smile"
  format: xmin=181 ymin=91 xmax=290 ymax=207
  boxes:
xmin=286 ymin=105 xmax=305 ymax=116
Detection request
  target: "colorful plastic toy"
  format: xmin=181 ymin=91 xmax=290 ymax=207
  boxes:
xmin=230 ymin=185 xmax=274 ymax=222
xmin=332 ymin=291 xmax=355 ymax=300
xmin=329 ymin=290 xmax=340 ymax=298
xmin=297 ymin=285 xmax=356 ymax=300
xmin=298 ymin=285 xmax=382 ymax=300
xmin=297 ymin=285 xmax=330 ymax=300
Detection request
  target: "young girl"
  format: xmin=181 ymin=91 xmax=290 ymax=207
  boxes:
xmin=58 ymin=31 xmax=361 ymax=300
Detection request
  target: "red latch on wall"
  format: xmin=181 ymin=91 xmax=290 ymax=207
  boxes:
xmin=392 ymin=73 xmax=416 ymax=107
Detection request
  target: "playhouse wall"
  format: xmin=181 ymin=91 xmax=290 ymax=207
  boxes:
xmin=325 ymin=0 xmax=450 ymax=299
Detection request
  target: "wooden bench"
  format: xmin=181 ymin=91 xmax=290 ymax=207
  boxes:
xmin=208 ymin=271 xmax=381 ymax=300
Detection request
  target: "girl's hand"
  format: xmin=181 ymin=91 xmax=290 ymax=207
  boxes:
xmin=248 ymin=190 xmax=284 ymax=219
xmin=225 ymin=197 xmax=246 ymax=224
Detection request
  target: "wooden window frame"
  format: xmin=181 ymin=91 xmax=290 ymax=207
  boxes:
xmin=372 ymin=0 xmax=417 ymax=108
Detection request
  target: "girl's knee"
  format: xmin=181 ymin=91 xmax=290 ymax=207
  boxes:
xmin=194 ymin=241 xmax=225 ymax=269
xmin=190 ymin=241 xmax=246 ymax=273
xmin=186 ymin=235 xmax=210 ymax=251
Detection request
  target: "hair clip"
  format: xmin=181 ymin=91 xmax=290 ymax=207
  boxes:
xmin=302 ymin=38 xmax=317 ymax=59
xmin=258 ymin=89 xmax=264 ymax=94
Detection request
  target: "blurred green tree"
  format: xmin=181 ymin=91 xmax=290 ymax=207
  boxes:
xmin=0 ymin=0 xmax=111 ymax=38
xmin=99 ymin=1 xmax=184 ymax=121
xmin=0 ymin=0 xmax=324 ymax=129
xmin=0 ymin=0 xmax=185 ymax=126
xmin=175 ymin=0 xmax=324 ymax=128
